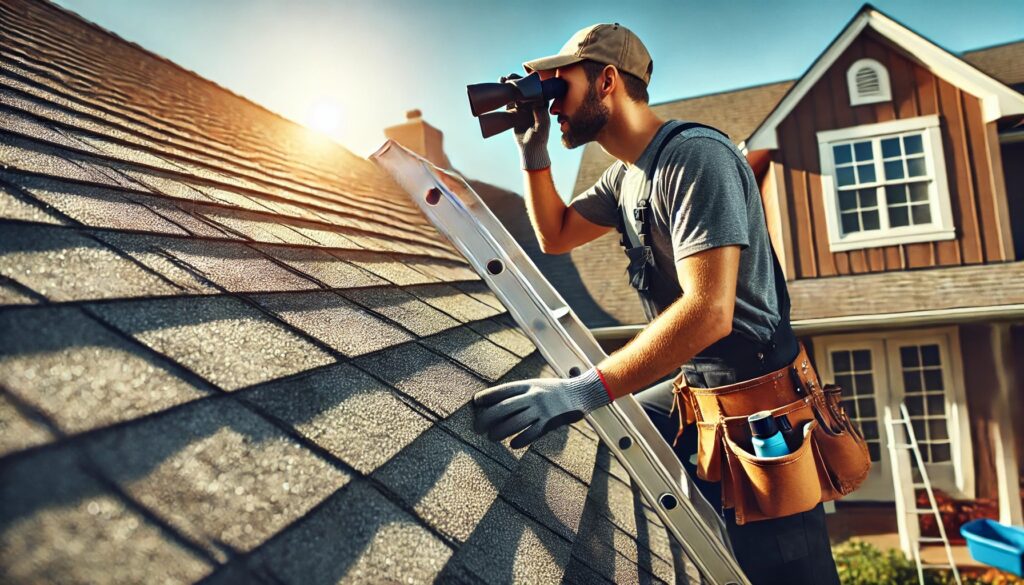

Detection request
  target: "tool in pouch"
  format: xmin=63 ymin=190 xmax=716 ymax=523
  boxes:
xmin=372 ymin=140 xmax=751 ymax=585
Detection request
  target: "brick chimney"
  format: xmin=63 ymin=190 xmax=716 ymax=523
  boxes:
xmin=384 ymin=109 xmax=452 ymax=169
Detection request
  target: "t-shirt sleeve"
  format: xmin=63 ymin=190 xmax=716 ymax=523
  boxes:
xmin=568 ymin=162 xmax=623 ymax=228
xmin=661 ymin=138 xmax=750 ymax=265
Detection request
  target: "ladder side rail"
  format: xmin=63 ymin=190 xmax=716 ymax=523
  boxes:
xmin=898 ymin=404 xmax=962 ymax=585
xmin=372 ymin=142 xmax=748 ymax=585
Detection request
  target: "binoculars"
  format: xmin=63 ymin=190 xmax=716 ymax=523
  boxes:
xmin=466 ymin=72 xmax=567 ymax=138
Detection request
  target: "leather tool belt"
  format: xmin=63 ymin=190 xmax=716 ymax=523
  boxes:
xmin=668 ymin=343 xmax=872 ymax=524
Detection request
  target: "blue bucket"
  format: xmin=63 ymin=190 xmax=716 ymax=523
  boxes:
xmin=960 ymin=518 xmax=1024 ymax=577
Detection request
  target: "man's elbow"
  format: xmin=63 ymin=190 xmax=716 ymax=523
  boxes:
xmin=707 ymin=301 xmax=735 ymax=342
xmin=538 ymin=238 xmax=571 ymax=255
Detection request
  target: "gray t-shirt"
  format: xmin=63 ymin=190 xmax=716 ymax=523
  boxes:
xmin=570 ymin=120 xmax=780 ymax=343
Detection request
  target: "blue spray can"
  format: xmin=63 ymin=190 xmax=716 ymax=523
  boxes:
xmin=748 ymin=410 xmax=790 ymax=458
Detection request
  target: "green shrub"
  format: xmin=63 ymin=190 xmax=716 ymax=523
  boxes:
xmin=832 ymin=539 xmax=1023 ymax=585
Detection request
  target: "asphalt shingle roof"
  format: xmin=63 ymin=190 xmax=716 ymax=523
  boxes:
xmin=0 ymin=0 xmax=696 ymax=583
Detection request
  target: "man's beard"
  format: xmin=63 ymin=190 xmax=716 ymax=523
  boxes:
xmin=559 ymin=84 xmax=609 ymax=149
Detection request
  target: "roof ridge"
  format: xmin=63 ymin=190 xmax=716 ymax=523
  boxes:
xmin=39 ymin=0 xmax=343 ymax=150
xmin=650 ymin=78 xmax=794 ymax=108
xmin=961 ymin=37 xmax=1024 ymax=55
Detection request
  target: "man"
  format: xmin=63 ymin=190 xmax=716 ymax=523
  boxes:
xmin=471 ymin=23 xmax=841 ymax=585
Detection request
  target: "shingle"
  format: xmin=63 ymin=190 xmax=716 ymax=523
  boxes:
xmin=91 ymin=296 xmax=335 ymax=391
xmin=91 ymin=232 xmax=219 ymax=294
xmin=372 ymin=426 xmax=509 ymax=543
xmin=353 ymin=342 xmax=487 ymax=417
xmin=289 ymin=223 xmax=364 ymax=250
xmin=255 ymin=245 xmax=387 ymax=289
xmin=437 ymin=498 xmax=572 ymax=585
xmin=530 ymin=424 xmax=599 ymax=485
xmin=438 ymin=403 xmax=526 ymax=471
xmin=466 ymin=318 xmax=535 ymax=358
xmin=118 ymin=168 xmax=215 ymax=203
xmin=0 ymin=446 xmax=214 ymax=584
xmin=409 ymin=283 xmax=503 ymax=323
xmin=239 ymin=363 xmax=431 ymax=474
xmin=6 ymin=175 xmax=190 ymax=235
xmin=199 ymin=209 xmax=311 ymax=244
xmin=454 ymin=281 xmax=506 ymax=311
xmin=195 ymin=184 xmax=279 ymax=213
xmin=84 ymin=397 xmax=350 ymax=561
xmin=0 ymin=178 xmax=66 ymax=224
xmin=501 ymin=451 xmax=589 ymax=541
xmin=0 ymin=391 xmax=54 ymax=457
xmin=247 ymin=291 xmax=413 ymax=357
xmin=340 ymin=286 xmax=460 ymax=337
xmin=221 ymin=480 xmax=453 ymax=585
xmin=0 ymin=223 xmax=183 ymax=301
xmin=69 ymin=133 xmax=190 ymax=172
xmin=421 ymin=327 xmax=521 ymax=382
xmin=566 ymin=506 xmax=675 ymax=585
xmin=160 ymin=239 xmax=319 ymax=293
xmin=0 ymin=277 xmax=38 ymax=305
xmin=131 ymin=198 xmax=238 ymax=239
xmin=0 ymin=105 xmax=91 ymax=150
xmin=0 ymin=135 xmax=114 ymax=185
xmin=404 ymin=258 xmax=480 ymax=283
xmin=0 ymin=306 xmax=212 ymax=437
xmin=336 ymin=250 xmax=440 ymax=286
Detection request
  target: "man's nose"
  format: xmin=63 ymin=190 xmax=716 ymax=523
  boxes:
xmin=549 ymin=100 xmax=561 ymax=116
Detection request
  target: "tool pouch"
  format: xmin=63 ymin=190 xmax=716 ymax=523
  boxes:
xmin=672 ymin=344 xmax=871 ymax=524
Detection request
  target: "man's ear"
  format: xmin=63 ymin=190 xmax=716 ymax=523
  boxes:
xmin=601 ymin=64 xmax=617 ymax=96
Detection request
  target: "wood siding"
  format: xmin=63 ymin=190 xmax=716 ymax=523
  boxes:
xmin=776 ymin=29 xmax=1015 ymax=279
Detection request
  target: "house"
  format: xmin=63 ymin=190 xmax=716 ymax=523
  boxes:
xmin=564 ymin=3 xmax=1024 ymax=547
xmin=0 ymin=0 xmax=700 ymax=583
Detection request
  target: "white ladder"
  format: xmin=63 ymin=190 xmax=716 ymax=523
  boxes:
xmin=372 ymin=141 xmax=749 ymax=585
xmin=884 ymin=402 xmax=962 ymax=585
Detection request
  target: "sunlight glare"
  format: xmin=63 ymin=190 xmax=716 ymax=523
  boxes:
xmin=303 ymin=99 xmax=343 ymax=138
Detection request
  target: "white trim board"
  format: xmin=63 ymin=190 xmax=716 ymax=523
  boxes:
xmin=745 ymin=6 xmax=1024 ymax=151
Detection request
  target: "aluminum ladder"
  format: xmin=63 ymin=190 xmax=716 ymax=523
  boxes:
xmin=884 ymin=402 xmax=962 ymax=585
xmin=372 ymin=141 xmax=749 ymax=585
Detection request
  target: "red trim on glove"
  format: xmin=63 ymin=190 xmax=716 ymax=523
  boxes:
xmin=594 ymin=367 xmax=614 ymax=401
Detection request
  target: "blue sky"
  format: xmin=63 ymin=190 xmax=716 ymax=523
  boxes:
xmin=53 ymin=0 xmax=1023 ymax=199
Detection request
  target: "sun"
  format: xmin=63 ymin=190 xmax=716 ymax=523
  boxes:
xmin=303 ymin=99 xmax=343 ymax=137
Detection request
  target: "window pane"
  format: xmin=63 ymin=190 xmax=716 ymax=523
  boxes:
xmin=854 ymin=141 xmax=873 ymax=161
xmin=861 ymin=421 xmax=879 ymax=441
xmin=854 ymin=373 xmax=874 ymax=393
xmin=881 ymin=137 xmax=901 ymax=158
xmin=907 ymin=156 xmax=927 ymax=177
xmin=839 ymin=190 xmax=857 ymax=211
xmin=906 ymin=395 xmax=924 ymax=415
xmin=853 ymin=350 xmax=872 ymax=371
xmin=861 ymin=209 xmax=880 ymax=230
xmin=834 ymin=144 xmax=853 ymax=165
xmin=886 ymin=184 xmax=907 ymax=204
xmin=900 ymin=346 xmax=919 ymax=367
xmin=903 ymin=134 xmax=924 ymax=155
xmin=911 ymin=204 xmax=932 ymax=224
xmin=857 ymin=163 xmax=876 ymax=183
xmin=837 ymin=166 xmax=856 ymax=187
xmin=927 ymin=394 xmax=946 ymax=415
xmin=912 ymin=420 xmax=927 ymax=440
xmin=923 ymin=368 xmax=944 ymax=391
xmin=832 ymin=351 xmax=851 ymax=372
xmin=921 ymin=344 xmax=940 ymax=366
xmin=909 ymin=182 xmax=929 ymax=202
xmin=868 ymin=443 xmax=881 ymax=462
xmin=835 ymin=374 xmax=854 ymax=390
xmin=931 ymin=443 xmax=951 ymax=462
xmin=842 ymin=212 xmax=860 ymax=234
xmin=904 ymin=371 xmax=922 ymax=392
xmin=889 ymin=206 xmax=909 ymax=227
xmin=859 ymin=188 xmax=877 ymax=208
xmin=928 ymin=420 xmax=949 ymax=440
xmin=858 ymin=398 xmax=876 ymax=418
xmin=884 ymin=160 xmax=904 ymax=180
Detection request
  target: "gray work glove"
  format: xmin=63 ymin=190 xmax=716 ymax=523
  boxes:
xmin=473 ymin=367 xmax=611 ymax=449
xmin=513 ymin=101 xmax=551 ymax=171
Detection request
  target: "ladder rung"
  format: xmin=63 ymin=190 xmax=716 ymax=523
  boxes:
xmin=912 ymin=483 xmax=928 ymax=488
xmin=914 ymin=508 xmax=938 ymax=514
xmin=920 ymin=563 xmax=955 ymax=569
xmin=916 ymin=536 xmax=947 ymax=543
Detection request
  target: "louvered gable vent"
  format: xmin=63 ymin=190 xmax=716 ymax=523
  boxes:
xmin=847 ymin=58 xmax=892 ymax=105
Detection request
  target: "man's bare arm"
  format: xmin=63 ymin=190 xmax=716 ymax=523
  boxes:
xmin=598 ymin=245 xmax=741 ymax=398
xmin=523 ymin=167 xmax=611 ymax=254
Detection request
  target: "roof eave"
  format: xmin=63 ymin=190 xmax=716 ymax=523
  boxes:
xmin=746 ymin=6 xmax=1024 ymax=151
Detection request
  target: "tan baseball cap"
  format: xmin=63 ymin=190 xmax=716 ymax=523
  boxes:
xmin=523 ymin=23 xmax=653 ymax=85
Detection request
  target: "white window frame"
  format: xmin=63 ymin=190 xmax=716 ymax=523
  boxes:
xmin=847 ymin=58 xmax=892 ymax=106
xmin=813 ymin=327 xmax=974 ymax=502
xmin=817 ymin=115 xmax=955 ymax=252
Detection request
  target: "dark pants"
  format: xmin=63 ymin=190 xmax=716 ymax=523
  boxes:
xmin=637 ymin=357 xmax=841 ymax=585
